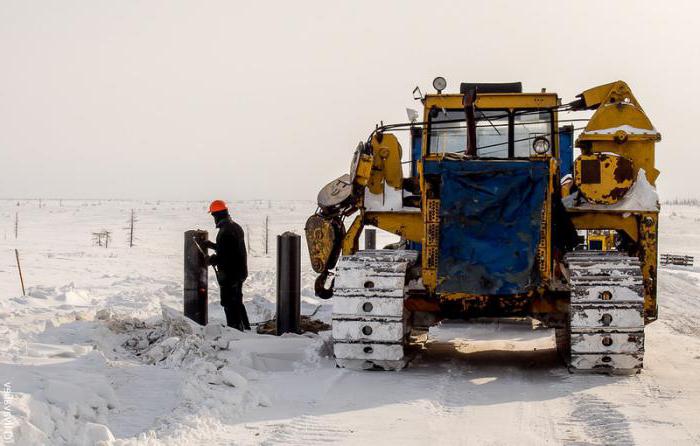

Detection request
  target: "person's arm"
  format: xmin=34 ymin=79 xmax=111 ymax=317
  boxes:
xmin=204 ymin=232 xmax=219 ymax=265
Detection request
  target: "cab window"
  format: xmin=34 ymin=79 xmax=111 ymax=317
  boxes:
xmin=428 ymin=108 xmax=553 ymax=158
xmin=513 ymin=111 xmax=552 ymax=157
xmin=428 ymin=110 xmax=468 ymax=153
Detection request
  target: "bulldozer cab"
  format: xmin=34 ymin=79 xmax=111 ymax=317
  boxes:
xmin=422 ymin=85 xmax=560 ymax=160
xmin=419 ymin=85 xmax=562 ymax=297
xmin=428 ymin=108 xmax=556 ymax=158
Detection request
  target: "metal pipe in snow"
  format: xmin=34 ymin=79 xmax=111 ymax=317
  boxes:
xmin=276 ymin=232 xmax=301 ymax=335
xmin=184 ymin=230 xmax=208 ymax=325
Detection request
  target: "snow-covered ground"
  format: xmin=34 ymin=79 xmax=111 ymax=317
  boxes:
xmin=1 ymin=199 xmax=699 ymax=445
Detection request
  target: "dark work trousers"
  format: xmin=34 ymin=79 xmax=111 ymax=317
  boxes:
xmin=220 ymin=282 xmax=250 ymax=331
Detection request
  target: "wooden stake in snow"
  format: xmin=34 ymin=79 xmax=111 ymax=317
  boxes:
xmin=265 ymin=216 xmax=269 ymax=255
xmin=128 ymin=210 xmax=135 ymax=247
xmin=14 ymin=212 xmax=18 ymax=239
xmin=15 ymin=249 xmax=26 ymax=296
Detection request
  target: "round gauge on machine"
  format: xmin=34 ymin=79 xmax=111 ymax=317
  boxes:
xmin=433 ymin=76 xmax=447 ymax=93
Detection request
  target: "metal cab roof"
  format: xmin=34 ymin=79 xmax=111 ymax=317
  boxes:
xmin=423 ymin=93 xmax=559 ymax=110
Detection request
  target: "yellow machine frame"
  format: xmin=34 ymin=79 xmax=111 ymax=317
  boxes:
xmin=309 ymin=80 xmax=660 ymax=323
xmin=567 ymin=81 xmax=660 ymax=321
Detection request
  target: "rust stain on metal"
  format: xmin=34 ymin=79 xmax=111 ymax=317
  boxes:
xmin=605 ymin=186 xmax=632 ymax=201
xmin=613 ymin=156 xmax=634 ymax=183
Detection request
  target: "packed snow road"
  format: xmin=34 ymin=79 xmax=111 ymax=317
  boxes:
xmin=0 ymin=200 xmax=699 ymax=445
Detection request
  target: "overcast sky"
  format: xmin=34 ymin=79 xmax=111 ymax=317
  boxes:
xmin=1 ymin=0 xmax=697 ymax=201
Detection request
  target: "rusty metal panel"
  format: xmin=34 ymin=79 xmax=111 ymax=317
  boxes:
xmin=574 ymin=153 xmax=635 ymax=204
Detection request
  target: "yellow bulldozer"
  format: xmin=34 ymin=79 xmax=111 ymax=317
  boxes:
xmin=305 ymin=79 xmax=660 ymax=373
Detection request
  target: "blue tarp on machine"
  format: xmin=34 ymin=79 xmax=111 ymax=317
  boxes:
xmin=424 ymin=159 xmax=549 ymax=295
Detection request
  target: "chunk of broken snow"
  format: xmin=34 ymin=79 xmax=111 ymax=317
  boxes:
xmin=56 ymin=289 xmax=92 ymax=306
xmin=27 ymin=283 xmax=92 ymax=306
xmin=220 ymin=368 xmax=248 ymax=388
xmin=77 ymin=422 xmax=115 ymax=446
xmin=144 ymin=336 xmax=181 ymax=363
xmin=27 ymin=285 xmax=54 ymax=299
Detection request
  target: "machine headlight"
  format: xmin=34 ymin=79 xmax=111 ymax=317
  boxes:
xmin=532 ymin=136 xmax=550 ymax=155
xmin=432 ymin=76 xmax=447 ymax=94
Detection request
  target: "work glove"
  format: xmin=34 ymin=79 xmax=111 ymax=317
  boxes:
xmin=207 ymin=254 xmax=218 ymax=266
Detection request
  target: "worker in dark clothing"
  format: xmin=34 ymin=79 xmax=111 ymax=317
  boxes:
xmin=205 ymin=200 xmax=250 ymax=331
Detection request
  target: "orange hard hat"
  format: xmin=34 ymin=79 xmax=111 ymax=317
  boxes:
xmin=208 ymin=200 xmax=228 ymax=213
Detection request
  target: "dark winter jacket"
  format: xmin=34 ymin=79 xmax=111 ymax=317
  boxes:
xmin=208 ymin=216 xmax=248 ymax=286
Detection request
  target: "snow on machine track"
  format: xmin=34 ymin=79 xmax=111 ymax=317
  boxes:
xmin=331 ymin=250 xmax=418 ymax=370
xmin=561 ymin=251 xmax=645 ymax=373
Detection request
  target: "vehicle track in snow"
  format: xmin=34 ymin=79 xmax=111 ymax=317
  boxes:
xmin=427 ymin=359 xmax=472 ymax=416
xmin=561 ymin=394 xmax=634 ymax=446
xmin=657 ymin=269 xmax=700 ymax=337
xmin=639 ymin=373 xmax=676 ymax=402
xmin=258 ymin=415 xmax=350 ymax=446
